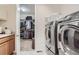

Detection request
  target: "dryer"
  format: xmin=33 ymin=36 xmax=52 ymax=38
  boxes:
xmin=45 ymin=21 xmax=59 ymax=55
xmin=45 ymin=13 xmax=63 ymax=55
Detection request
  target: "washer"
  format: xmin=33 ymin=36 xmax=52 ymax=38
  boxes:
xmin=57 ymin=11 xmax=79 ymax=55
xmin=45 ymin=11 xmax=79 ymax=55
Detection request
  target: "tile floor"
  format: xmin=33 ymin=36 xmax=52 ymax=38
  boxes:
xmin=20 ymin=39 xmax=33 ymax=51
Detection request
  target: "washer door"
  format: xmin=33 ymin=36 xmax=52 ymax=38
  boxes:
xmin=59 ymin=25 xmax=79 ymax=55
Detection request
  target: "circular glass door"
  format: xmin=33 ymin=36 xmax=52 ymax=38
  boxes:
xmin=74 ymin=31 xmax=79 ymax=52
xmin=60 ymin=26 xmax=79 ymax=54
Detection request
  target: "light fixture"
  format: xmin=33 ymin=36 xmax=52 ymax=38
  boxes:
xmin=20 ymin=7 xmax=30 ymax=12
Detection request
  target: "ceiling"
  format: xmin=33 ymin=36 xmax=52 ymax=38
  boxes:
xmin=20 ymin=4 xmax=35 ymax=15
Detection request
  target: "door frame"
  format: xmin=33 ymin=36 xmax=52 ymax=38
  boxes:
xmin=15 ymin=4 xmax=20 ymax=54
xmin=16 ymin=4 xmax=37 ymax=55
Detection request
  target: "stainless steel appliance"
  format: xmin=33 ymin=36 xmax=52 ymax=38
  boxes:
xmin=45 ymin=21 xmax=59 ymax=55
xmin=57 ymin=11 xmax=79 ymax=55
xmin=45 ymin=11 xmax=79 ymax=55
xmin=45 ymin=13 xmax=63 ymax=55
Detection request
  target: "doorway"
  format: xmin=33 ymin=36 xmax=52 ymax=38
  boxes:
xmin=20 ymin=4 xmax=35 ymax=51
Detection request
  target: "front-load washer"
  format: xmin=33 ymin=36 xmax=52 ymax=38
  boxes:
xmin=58 ymin=24 xmax=79 ymax=55
xmin=57 ymin=11 xmax=79 ymax=55
xmin=45 ymin=11 xmax=79 ymax=55
xmin=45 ymin=21 xmax=59 ymax=55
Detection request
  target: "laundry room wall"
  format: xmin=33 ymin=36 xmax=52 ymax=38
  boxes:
xmin=61 ymin=4 xmax=79 ymax=16
xmin=0 ymin=5 xmax=16 ymax=32
xmin=35 ymin=4 xmax=61 ymax=54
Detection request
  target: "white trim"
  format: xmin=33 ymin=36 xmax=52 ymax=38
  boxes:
xmin=15 ymin=4 xmax=20 ymax=55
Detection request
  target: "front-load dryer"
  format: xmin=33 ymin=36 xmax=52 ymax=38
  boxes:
xmin=45 ymin=21 xmax=59 ymax=55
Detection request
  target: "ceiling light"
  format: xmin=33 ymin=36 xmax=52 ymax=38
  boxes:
xmin=21 ymin=7 xmax=30 ymax=12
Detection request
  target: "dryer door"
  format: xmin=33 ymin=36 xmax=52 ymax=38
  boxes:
xmin=59 ymin=25 xmax=79 ymax=55
xmin=45 ymin=22 xmax=57 ymax=54
xmin=45 ymin=25 xmax=51 ymax=46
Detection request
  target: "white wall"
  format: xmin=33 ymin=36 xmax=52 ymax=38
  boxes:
xmin=35 ymin=4 xmax=61 ymax=53
xmin=61 ymin=4 xmax=79 ymax=16
xmin=0 ymin=5 xmax=16 ymax=32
